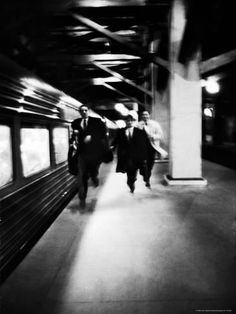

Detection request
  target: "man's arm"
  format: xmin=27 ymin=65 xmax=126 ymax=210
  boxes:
xmin=99 ymin=118 xmax=108 ymax=139
xmin=149 ymin=121 xmax=164 ymax=142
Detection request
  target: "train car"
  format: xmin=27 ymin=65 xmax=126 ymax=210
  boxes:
xmin=0 ymin=55 xmax=83 ymax=280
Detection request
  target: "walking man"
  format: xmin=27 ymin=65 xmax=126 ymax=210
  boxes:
xmin=114 ymin=112 xmax=149 ymax=193
xmin=71 ymin=105 xmax=107 ymax=204
xmin=138 ymin=110 xmax=167 ymax=187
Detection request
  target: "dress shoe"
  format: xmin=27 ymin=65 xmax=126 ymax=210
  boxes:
xmin=128 ymin=183 xmax=135 ymax=193
xmin=79 ymin=199 xmax=86 ymax=209
xmin=92 ymin=177 xmax=99 ymax=187
xmin=145 ymin=181 xmax=151 ymax=188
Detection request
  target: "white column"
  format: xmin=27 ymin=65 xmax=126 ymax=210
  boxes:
xmin=165 ymin=0 xmax=207 ymax=185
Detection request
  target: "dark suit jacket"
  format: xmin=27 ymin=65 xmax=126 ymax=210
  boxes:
xmin=71 ymin=116 xmax=107 ymax=161
xmin=115 ymin=127 xmax=148 ymax=173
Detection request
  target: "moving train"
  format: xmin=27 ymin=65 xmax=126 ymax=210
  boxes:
xmin=0 ymin=55 xmax=90 ymax=280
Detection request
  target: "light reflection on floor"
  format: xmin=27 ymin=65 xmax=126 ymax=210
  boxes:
xmin=2 ymin=161 xmax=236 ymax=314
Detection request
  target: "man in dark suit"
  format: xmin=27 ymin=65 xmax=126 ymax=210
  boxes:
xmin=71 ymin=105 xmax=107 ymax=204
xmin=114 ymin=112 xmax=149 ymax=193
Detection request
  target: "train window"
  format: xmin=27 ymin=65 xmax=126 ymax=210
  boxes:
xmin=0 ymin=125 xmax=13 ymax=187
xmin=53 ymin=127 xmax=69 ymax=164
xmin=20 ymin=127 xmax=50 ymax=177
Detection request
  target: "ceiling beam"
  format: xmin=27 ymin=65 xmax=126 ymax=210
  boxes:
xmin=103 ymin=83 xmax=147 ymax=109
xmin=38 ymin=53 xmax=140 ymax=64
xmin=71 ymin=13 xmax=169 ymax=71
xmin=61 ymin=77 xmax=121 ymax=84
xmin=93 ymin=61 xmax=153 ymax=97
xmin=200 ymin=49 xmax=236 ymax=74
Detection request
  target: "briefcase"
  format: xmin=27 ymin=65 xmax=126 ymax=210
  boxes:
xmin=68 ymin=145 xmax=78 ymax=175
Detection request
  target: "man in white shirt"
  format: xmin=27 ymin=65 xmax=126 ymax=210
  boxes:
xmin=138 ymin=111 xmax=168 ymax=187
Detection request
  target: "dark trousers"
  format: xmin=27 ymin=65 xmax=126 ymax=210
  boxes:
xmin=126 ymin=159 xmax=148 ymax=188
xmin=77 ymin=155 xmax=101 ymax=200
xmin=127 ymin=162 xmax=137 ymax=188
xmin=146 ymin=144 xmax=156 ymax=181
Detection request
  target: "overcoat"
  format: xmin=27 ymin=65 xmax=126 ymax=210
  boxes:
xmin=71 ymin=116 xmax=107 ymax=162
xmin=115 ymin=127 xmax=148 ymax=173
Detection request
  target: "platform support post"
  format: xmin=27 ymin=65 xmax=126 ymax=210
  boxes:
xmin=165 ymin=0 xmax=207 ymax=186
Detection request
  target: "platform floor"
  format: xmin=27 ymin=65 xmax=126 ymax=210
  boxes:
xmin=1 ymin=160 xmax=236 ymax=314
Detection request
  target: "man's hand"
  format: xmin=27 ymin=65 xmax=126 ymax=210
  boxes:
xmin=84 ymin=135 xmax=92 ymax=143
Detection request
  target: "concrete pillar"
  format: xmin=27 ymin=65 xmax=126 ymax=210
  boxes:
xmin=164 ymin=0 xmax=207 ymax=185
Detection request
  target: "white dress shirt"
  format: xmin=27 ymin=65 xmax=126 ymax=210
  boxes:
xmin=81 ymin=118 xmax=88 ymax=129
xmin=126 ymin=127 xmax=134 ymax=139
xmin=138 ymin=119 xmax=168 ymax=159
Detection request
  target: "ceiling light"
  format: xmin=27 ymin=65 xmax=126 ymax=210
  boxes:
xmin=115 ymin=30 xmax=136 ymax=36
xmin=205 ymin=78 xmax=220 ymax=94
xmin=114 ymin=103 xmax=129 ymax=116
xmin=93 ymin=77 xmax=120 ymax=85
xmin=203 ymin=108 xmax=213 ymax=117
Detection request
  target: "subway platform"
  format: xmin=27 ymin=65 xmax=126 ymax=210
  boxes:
xmin=1 ymin=160 xmax=236 ymax=314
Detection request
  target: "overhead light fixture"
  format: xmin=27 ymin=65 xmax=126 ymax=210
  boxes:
xmin=114 ymin=103 xmax=129 ymax=116
xmin=93 ymin=77 xmax=120 ymax=85
xmin=115 ymin=30 xmax=136 ymax=36
xmin=203 ymin=78 xmax=220 ymax=94
xmin=203 ymin=108 xmax=213 ymax=117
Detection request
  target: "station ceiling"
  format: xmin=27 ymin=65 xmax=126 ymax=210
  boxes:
xmin=0 ymin=0 xmax=236 ymax=119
